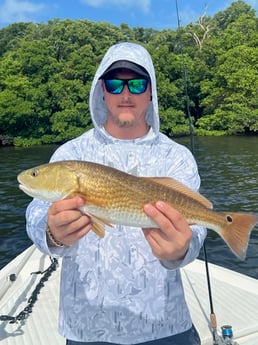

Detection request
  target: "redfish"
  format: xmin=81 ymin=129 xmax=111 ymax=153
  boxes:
xmin=17 ymin=160 xmax=258 ymax=260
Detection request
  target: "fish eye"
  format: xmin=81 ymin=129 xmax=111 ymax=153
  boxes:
xmin=31 ymin=169 xmax=38 ymax=177
xmin=226 ymin=215 xmax=233 ymax=223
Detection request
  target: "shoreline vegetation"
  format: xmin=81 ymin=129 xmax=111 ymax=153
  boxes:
xmin=0 ymin=0 xmax=257 ymax=147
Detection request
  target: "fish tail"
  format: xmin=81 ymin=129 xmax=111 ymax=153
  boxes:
xmin=220 ymin=212 xmax=258 ymax=260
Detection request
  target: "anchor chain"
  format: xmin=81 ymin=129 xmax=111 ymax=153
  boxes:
xmin=0 ymin=257 xmax=58 ymax=324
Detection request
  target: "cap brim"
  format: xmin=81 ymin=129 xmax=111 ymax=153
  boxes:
xmin=101 ymin=60 xmax=149 ymax=79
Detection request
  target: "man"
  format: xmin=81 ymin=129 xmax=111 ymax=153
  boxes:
xmin=26 ymin=42 xmax=205 ymax=344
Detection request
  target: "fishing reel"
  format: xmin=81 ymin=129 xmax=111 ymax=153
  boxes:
xmin=213 ymin=325 xmax=239 ymax=345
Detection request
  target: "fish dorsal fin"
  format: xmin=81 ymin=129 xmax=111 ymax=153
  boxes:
xmin=143 ymin=177 xmax=213 ymax=209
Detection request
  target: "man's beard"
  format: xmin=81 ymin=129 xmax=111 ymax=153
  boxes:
xmin=114 ymin=116 xmax=135 ymax=128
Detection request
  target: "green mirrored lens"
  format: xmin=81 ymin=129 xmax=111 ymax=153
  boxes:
xmin=105 ymin=79 xmax=124 ymax=94
xmin=127 ymin=79 xmax=147 ymax=94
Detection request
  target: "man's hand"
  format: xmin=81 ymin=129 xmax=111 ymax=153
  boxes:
xmin=47 ymin=196 xmax=92 ymax=247
xmin=142 ymin=201 xmax=192 ymax=262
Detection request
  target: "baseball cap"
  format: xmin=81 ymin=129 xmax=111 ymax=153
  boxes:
xmin=101 ymin=60 xmax=149 ymax=79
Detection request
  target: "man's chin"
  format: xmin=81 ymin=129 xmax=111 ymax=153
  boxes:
xmin=116 ymin=116 xmax=135 ymax=128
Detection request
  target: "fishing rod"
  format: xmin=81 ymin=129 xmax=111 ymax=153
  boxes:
xmin=174 ymin=0 xmax=194 ymax=153
xmin=174 ymin=2 xmax=238 ymax=344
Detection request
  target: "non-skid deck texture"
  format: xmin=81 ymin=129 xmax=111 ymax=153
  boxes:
xmin=1 ymin=246 xmax=258 ymax=345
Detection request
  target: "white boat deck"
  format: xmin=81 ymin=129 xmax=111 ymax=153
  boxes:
xmin=0 ymin=246 xmax=64 ymax=345
xmin=0 ymin=245 xmax=258 ymax=345
xmin=182 ymin=260 xmax=258 ymax=344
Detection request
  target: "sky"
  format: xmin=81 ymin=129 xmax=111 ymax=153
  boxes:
xmin=0 ymin=0 xmax=257 ymax=30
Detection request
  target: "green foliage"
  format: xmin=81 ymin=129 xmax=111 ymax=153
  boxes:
xmin=0 ymin=1 xmax=257 ymax=146
xmin=197 ymin=9 xmax=258 ymax=135
xmin=160 ymin=108 xmax=192 ymax=137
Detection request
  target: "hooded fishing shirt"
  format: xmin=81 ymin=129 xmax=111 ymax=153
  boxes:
xmin=26 ymin=42 xmax=207 ymax=344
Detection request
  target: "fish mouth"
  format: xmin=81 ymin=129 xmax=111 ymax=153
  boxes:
xmin=18 ymin=183 xmax=36 ymax=199
xmin=18 ymin=182 xmax=66 ymax=202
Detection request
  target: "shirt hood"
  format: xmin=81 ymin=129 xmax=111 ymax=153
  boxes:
xmin=89 ymin=42 xmax=160 ymax=137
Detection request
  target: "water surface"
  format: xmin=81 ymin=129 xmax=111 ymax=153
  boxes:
xmin=0 ymin=137 xmax=257 ymax=278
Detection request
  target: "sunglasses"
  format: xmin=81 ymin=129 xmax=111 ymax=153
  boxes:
xmin=104 ymin=78 xmax=149 ymax=95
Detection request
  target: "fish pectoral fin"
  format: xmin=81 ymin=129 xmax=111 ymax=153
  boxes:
xmin=90 ymin=214 xmax=113 ymax=238
xmin=143 ymin=177 xmax=213 ymax=209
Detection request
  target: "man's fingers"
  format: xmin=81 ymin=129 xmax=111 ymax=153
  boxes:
xmin=143 ymin=201 xmax=192 ymax=261
xmin=143 ymin=202 xmax=175 ymax=236
xmin=49 ymin=196 xmax=85 ymax=215
xmin=144 ymin=201 xmax=188 ymax=234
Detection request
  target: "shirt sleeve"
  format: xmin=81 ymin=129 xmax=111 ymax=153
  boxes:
xmin=160 ymin=143 xmax=207 ymax=270
xmin=26 ymin=198 xmax=70 ymax=257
